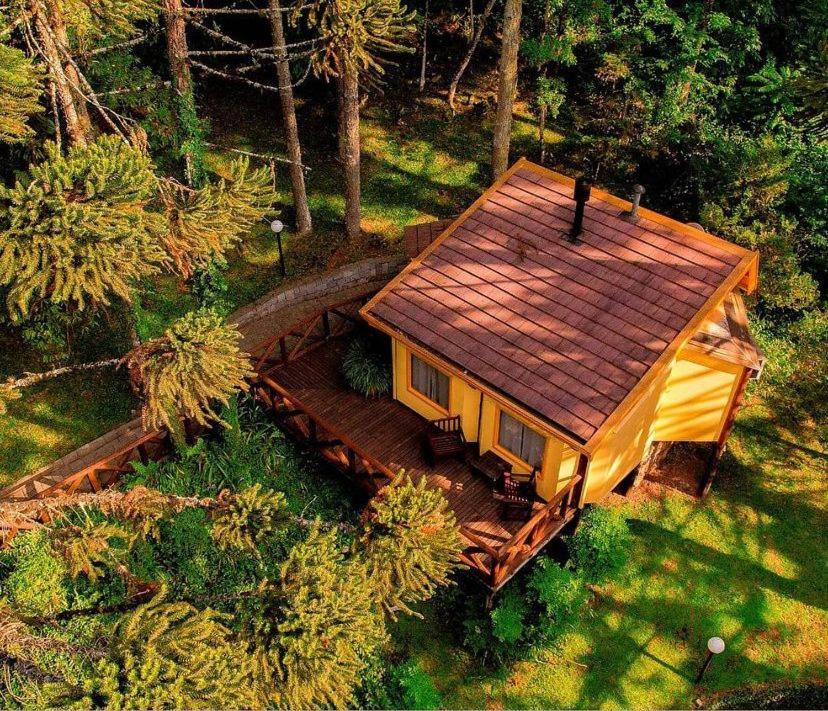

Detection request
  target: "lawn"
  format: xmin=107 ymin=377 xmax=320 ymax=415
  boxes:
xmin=391 ymin=405 xmax=827 ymax=708
xmin=1 ymin=87 xmax=552 ymax=486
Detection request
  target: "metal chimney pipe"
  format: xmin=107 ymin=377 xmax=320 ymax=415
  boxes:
xmin=570 ymin=176 xmax=592 ymax=242
xmin=629 ymin=184 xmax=645 ymax=219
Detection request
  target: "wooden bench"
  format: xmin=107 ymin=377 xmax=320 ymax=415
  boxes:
xmin=424 ymin=415 xmax=467 ymax=467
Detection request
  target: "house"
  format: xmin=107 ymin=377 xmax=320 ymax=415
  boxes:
xmin=253 ymin=157 xmax=763 ymax=591
xmin=360 ymin=158 xmax=763 ymax=507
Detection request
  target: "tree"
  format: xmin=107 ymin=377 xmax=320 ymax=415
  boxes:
xmin=491 ymin=0 xmax=523 ymax=177
xmin=248 ymin=525 xmax=388 ymax=708
xmin=0 ymin=136 xmax=276 ymax=320
xmin=0 ymin=40 xmax=43 ymax=143
xmin=125 ymin=309 xmax=254 ymax=433
xmin=362 ymin=474 xmax=463 ymax=614
xmin=51 ymin=594 xmax=258 ymax=709
xmin=268 ymin=0 xmax=312 ymax=236
xmin=2 ymin=309 xmax=254 ymax=434
xmin=0 ymin=135 xmax=167 ymax=320
xmin=447 ymin=0 xmax=497 ymax=112
xmin=296 ymin=0 xmax=414 ymax=242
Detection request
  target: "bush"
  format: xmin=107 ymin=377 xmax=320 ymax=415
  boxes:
xmin=569 ymin=506 xmax=631 ymax=583
xmin=390 ymin=660 xmax=443 ymax=710
xmin=341 ymin=330 xmax=392 ymax=397
xmin=491 ymin=588 xmax=528 ymax=644
xmin=0 ymin=530 xmax=68 ymax=615
xmin=527 ymin=558 xmax=588 ymax=624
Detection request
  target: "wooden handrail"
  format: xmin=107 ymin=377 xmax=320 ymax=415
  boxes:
xmin=258 ymin=375 xmax=396 ymax=481
xmin=249 ymin=291 xmax=379 ymax=368
xmin=459 ymin=525 xmax=501 ymax=559
xmin=497 ymin=474 xmax=582 ymax=561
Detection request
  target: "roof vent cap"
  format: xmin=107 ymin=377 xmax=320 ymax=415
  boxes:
xmin=627 ymin=184 xmax=645 ymax=219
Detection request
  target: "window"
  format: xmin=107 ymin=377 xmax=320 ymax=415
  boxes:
xmin=498 ymin=410 xmax=545 ymax=467
xmin=410 ymin=354 xmax=449 ymax=409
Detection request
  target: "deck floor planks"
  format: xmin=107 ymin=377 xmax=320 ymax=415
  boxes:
xmin=265 ymin=338 xmax=533 ymax=551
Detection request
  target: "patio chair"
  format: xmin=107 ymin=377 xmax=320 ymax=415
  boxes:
xmin=424 ymin=415 xmax=466 ymax=467
xmin=498 ymin=466 xmax=540 ymax=520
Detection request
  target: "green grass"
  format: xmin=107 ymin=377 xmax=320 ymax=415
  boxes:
xmin=390 ymin=405 xmax=827 ymax=708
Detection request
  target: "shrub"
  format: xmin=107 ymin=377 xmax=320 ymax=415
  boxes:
xmin=569 ymin=506 xmax=631 ymax=583
xmin=527 ymin=558 xmax=588 ymax=624
xmin=490 ymin=588 xmax=528 ymax=644
xmin=341 ymin=330 xmax=392 ymax=397
xmin=0 ymin=530 xmax=68 ymax=615
xmin=391 ymin=660 xmax=443 ymax=710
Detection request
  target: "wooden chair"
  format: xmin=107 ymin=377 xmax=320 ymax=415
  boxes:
xmin=424 ymin=415 xmax=466 ymax=467
xmin=498 ymin=466 xmax=540 ymax=520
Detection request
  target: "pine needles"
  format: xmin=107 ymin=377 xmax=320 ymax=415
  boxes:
xmin=125 ymin=309 xmax=254 ymax=432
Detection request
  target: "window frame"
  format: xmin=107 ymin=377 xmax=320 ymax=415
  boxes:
xmin=494 ymin=407 xmax=546 ymax=470
xmin=407 ymin=352 xmax=451 ymax=413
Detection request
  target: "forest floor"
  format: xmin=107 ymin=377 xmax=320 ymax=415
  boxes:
xmin=392 ymin=406 xmax=827 ymax=708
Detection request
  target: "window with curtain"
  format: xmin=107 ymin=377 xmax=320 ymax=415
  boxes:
xmin=498 ymin=410 xmax=545 ymax=467
xmin=410 ymin=354 xmax=449 ymax=409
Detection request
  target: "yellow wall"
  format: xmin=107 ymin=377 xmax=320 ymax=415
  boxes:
xmin=391 ymin=339 xmax=567 ymax=501
xmin=392 ymin=339 xmax=481 ymax=440
xmin=583 ymin=365 xmax=673 ymax=504
xmin=651 ymin=349 xmax=741 ymax=442
xmin=391 ymin=336 xmax=745 ymax=508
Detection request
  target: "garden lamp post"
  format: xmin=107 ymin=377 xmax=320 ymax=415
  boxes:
xmin=270 ymin=218 xmax=286 ymax=278
xmin=696 ymin=636 xmax=725 ymax=683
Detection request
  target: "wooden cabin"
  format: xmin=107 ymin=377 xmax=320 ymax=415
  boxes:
xmin=360 ymin=158 xmax=763 ymax=507
xmin=253 ymin=158 xmax=763 ymax=592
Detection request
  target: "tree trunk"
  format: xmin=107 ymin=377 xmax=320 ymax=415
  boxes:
xmin=8 ymin=358 xmax=121 ymax=391
xmin=491 ymin=0 xmax=522 ymax=178
xmin=447 ymin=0 xmax=497 ymax=112
xmin=339 ymin=62 xmax=361 ymax=242
xmin=30 ymin=0 xmax=91 ymax=146
xmin=161 ymin=0 xmax=192 ymax=97
xmin=268 ymin=0 xmax=312 ymax=236
xmin=419 ymin=0 xmax=429 ymax=93
xmin=161 ymin=0 xmax=204 ymax=186
xmin=538 ymin=99 xmax=547 ymax=163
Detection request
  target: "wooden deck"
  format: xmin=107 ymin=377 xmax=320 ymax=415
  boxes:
xmin=263 ymin=338 xmax=530 ymax=550
xmin=254 ymin=321 xmax=583 ymax=591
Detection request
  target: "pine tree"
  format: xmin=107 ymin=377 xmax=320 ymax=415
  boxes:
xmin=52 ymin=593 xmax=258 ymax=709
xmin=0 ymin=136 xmax=277 ymax=319
xmin=125 ymin=309 xmax=254 ymax=433
xmin=0 ymin=40 xmax=43 ymax=143
xmin=362 ymin=474 xmax=463 ymax=614
xmin=0 ymin=135 xmax=167 ymax=319
xmin=50 ymin=516 xmax=132 ymax=581
xmin=160 ymin=157 xmax=277 ymax=277
xmin=249 ymin=525 xmax=387 ymax=709
xmin=211 ymin=484 xmax=289 ymax=552
xmin=295 ymin=0 xmax=414 ymax=242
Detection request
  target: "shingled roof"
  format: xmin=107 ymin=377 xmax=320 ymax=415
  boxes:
xmin=363 ymin=159 xmax=758 ymax=446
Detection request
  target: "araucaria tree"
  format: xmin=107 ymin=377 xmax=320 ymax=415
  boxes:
xmin=125 ymin=309 xmax=254 ymax=432
xmin=295 ymin=0 xmax=415 ymax=242
xmin=0 ymin=136 xmax=167 ymax=319
xmin=0 ymin=38 xmax=43 ymax=143
xmin=0 ymin=135 xmax=276 ymax=319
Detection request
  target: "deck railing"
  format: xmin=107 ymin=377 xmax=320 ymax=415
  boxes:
xmin=250 ymin=293 xmax=372 ymax=373
xmin=459 ymin=473 xmax=583 ymax=589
